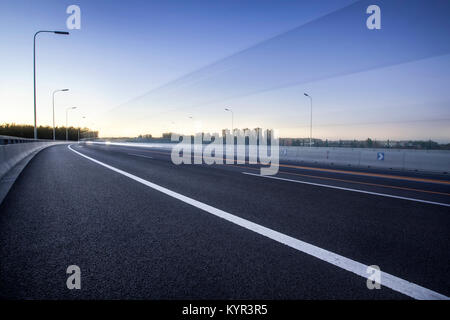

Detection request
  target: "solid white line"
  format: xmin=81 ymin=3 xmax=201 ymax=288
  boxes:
xmin=68 ymin=145 xmax=448 ymax=300
xmin=242 ymin=172 xmax=450 ymax=207
xmin=128 ymin=153 xmax=153 ymax=159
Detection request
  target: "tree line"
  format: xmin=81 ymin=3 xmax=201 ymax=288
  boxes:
xmin=0 ymin=123 xmax=98 ymax=141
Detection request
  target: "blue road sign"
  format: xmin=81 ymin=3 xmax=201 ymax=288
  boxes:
xmin=377 ymin=152 xmax=384 ymax=161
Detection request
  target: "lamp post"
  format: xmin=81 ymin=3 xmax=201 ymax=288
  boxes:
xmin=34 ymin=30 xmax=69 ymax=139
xmin=79 ymin=116 xmax=86 ymax=142
xmin=304 ymin=93 xmax=313 ymax=147
xmin=52 ymin=89 xmax=69 ymax=140
xmin=188 ymin=116 xmax=194 ymax=135
xmin=89 ymin=119 xmax=96 ymax=140
xmin=224 ymin=107 xmax=234 ymax=133
xmin=66 ymin=107 xmax=77 ymax=141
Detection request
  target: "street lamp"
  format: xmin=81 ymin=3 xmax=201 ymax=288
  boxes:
xmin=33 ymin=30 xmax=69 ymax=139
xmin=88 ymin=119 xmax=97 ymax=140
xmin=224 ymin=108 xmax=234 ymax=133
xmin=304 ymin=93 xmax=313 ymax=147
xmin=66 ymin=107 xmax=77 ymax=141
xmin=79 ymin=116 xmax=86 ymax=142
xmin=52 ymin=88 xmax=69 ymax=140
xmin=188 ymin=116 xmax=194 ymax=135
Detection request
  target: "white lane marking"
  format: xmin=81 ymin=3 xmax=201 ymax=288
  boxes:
xmin=128 ymin=153 xmax=153 ymax=159
xmin=243 ymin=172 xmax=450 ymax=208
xmin=68 ymin=144 xmax=448 ymax=300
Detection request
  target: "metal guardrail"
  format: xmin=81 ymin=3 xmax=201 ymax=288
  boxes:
xmin=0 ymin=135 xmax=56 ymax=145
xmin=0 ymin=135 xmax=36 ymax=145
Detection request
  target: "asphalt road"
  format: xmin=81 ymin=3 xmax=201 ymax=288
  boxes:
xmin=0 ymin=143 xmax=448 ymax=299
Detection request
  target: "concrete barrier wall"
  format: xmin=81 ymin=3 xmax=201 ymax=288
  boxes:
xmin=280 ymin=146 xmax=450 ymax=174
xmin=86 ymin=141 xmax=450 ymax=174
xmin=0 ymin=141 xmax=65 ymax=181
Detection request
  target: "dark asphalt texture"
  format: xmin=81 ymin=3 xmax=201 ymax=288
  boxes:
xmin=0 ymin=143 xmax=448 ymax=299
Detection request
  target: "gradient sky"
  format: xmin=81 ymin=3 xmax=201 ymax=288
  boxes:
xmin=1 ymin=0 xmax=449 ymax=141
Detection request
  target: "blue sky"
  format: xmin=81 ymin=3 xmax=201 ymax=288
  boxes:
xmin=1 ymin=0 xmax=449 ymax=141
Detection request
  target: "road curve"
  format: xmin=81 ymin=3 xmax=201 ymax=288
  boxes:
xmin=0 ymin=143 xmax=448 ymax=299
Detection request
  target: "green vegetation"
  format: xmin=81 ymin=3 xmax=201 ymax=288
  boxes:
xmin=0 ymin=123 xmax=98 ymax=141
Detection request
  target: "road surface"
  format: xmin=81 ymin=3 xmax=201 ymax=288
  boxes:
xmin=0 ymin=143 xmax=448 ymax=299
